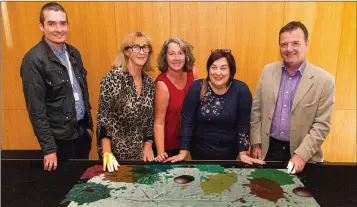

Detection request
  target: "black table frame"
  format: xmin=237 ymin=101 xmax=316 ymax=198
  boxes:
xmin=1 ymin=156 xmax=357 ymax=207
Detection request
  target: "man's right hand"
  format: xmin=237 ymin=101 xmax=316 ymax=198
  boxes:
xmin=44 ymin=152 xmax=57 ymax=171
xmin=251 ymin=144 xmax=262 ymax=160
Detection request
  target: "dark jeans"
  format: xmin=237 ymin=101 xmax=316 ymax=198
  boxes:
xmin=265 ymin=137 xmax=291 ymax=161
xmin=55 ymin=120 xmax=92 ymax=161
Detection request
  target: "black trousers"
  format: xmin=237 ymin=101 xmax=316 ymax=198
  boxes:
xmin=55 ymin=121 xmax=92 ymax=161
xmin=265 ymin=137 xmax=291 ymax=161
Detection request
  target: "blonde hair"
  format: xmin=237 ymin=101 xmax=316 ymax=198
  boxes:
xmin=112 ymin=32 xmax=153 ymax=72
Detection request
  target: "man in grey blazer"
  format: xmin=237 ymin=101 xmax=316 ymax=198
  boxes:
xmin=250 ymin=21 xmax=335 ymax=174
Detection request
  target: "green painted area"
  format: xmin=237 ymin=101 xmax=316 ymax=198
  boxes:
xmin=200 ymin=176 xmax=208 ymax=182
xmin=165 ymin=175 xmax=174 ymax=183
xmin=126 ymin=165 xmax=228 ymax=186
xmin=145 ymin=165 xmax=177 ymax=173
xmin=119 ymin=186 xmax=127 ymax=190
xmin=128 ymin=164 xmax=228 ymax=186
xmin=131 ymin=166 xmax=148 ymax=182
xmin=136 ymin=173 xmax=160 ymax=185
xmin=200 ymin=172 xmax=237 ymax=196
xmin=250 ymin=169 xmax=294 ymax=185
xmin=61 ymin=183 xmax=112 ymax=205
xmin=193 ymin=164 xmax=226 ymax=174
xmin=131 ymin=165 xmax=177 ymax=185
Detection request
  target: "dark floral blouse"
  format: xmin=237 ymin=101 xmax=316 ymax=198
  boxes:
xmin=180 ymin=79 xmax=252 ymax=160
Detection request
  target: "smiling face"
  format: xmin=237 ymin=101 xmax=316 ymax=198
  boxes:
xmin=209 ymin=57 xmax=230 ymax=89
xmin=166 ymin=42 xmax=185 ymax=72
xmin=40 ymin=10 xmax=69 ymax=48
xmin=124 ymin=42 xmax=150 ymax=68
xmin=279 ymin=28 xmax=308 ymax=68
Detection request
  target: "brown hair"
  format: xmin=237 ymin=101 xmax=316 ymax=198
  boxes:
xmin=40 ymin=2 xmax=68 ymax=26
xmin=157 ymin=37 xmax=195 ymax=73
xmin=206 ymin=50 xmax=236 ymax=87
xmin=279 ymin=21 xmax=308 ymax=42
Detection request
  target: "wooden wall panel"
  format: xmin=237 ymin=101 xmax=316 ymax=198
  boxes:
xmin=89 ymin=109 xmax=98 ymax=160
xmin=114 ymin=2 xmax=144 ymax=43
xmin=114 ymin=2 xmax=170 ymax=77
xmin=193 ymin=2 xmax=227 ymax=78
xmin=335 ymin=2 xmax=356 ymax=110
xmin=1 ymin=2 xmax=355 ymax=162
xmin=170 ymin=2 xmax=198 ymax=70
xmin=64 ymin=2 xmax=117 ymax=111
xmin=2 ymin=109 xmax=40 ymax=149
xmin=285 ymin=2 xmax=344 ymax=77
xmin=1 ymin=2 xmax=43 ymax=110
xmin=226 ymin=2 xmax=285 ymax=95
xmin=322 ymin=110 xmax=356 ymax=162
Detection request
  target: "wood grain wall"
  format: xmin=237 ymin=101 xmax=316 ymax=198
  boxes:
xmin=1 ymin=2 xmax=355 ymax=162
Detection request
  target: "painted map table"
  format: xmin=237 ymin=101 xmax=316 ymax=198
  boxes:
xmin=63 ymin=164 xmax=317 ymax=206
xmin=2 ymin=159 xmax=357 ymax=207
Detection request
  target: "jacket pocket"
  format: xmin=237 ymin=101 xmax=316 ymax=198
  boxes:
xmin=48 ymin=111 xmax=73 ymax=139
xmin=45 ymin=69 xmax=67 ymax=91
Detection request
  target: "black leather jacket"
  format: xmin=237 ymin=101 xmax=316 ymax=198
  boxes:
xmin=20 ymin=38 xmax=93 ymax=155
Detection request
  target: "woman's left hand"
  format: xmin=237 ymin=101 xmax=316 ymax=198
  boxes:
xmin=143 ymin=142 xmax=154 ymax=162
xmin=239 ymin=153 xmax=266 ymax=165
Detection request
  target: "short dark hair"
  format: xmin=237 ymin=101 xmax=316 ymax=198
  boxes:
xmin=40 ymin=2 xmax=68 ymax=26
xmin=279 ymin=21 xmax=308 ymax=42
xmin=206 ymin=50 xmax=236 ymax=86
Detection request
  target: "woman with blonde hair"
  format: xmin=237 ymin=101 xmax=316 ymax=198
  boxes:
xmin=153 ymin=37 xmax=197 ymax=162
xmin=97 ymin=32 xmax=155 ymax=172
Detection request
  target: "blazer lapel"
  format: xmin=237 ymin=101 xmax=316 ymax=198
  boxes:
xmin=273 ymin=63 xmax=283 ymax=103
xmin=291 ymin=61 xmax=314 ymax=112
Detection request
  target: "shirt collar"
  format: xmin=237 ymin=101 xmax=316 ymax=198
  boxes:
xmin=282 ymin=58 xmax=306 ymax=76
xmin=44 ymin=38 xmax=67 ymax=56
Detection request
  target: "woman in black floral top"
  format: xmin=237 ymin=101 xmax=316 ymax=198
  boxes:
xmin=165 ymin=50 xmax=265 ymax=165
xmin=97 ymin=32 xmax=155 ymax=171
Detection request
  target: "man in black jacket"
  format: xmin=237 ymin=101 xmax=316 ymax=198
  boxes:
xmin=20 ymin=2 xmax=93 ymax=171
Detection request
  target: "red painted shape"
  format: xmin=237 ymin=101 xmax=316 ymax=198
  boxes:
xmin=244 ymin=178 xmax=286 ymax=202
xmin=80 ymin=165 xmax=103 ymax=180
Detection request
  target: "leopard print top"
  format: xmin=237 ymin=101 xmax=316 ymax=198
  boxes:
xmin=96 ymin=69 xmax=155 ymax=160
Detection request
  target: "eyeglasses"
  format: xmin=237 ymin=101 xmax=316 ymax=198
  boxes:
xmin=125 ymin=44 xmax=151 ymax=53
xmin=211 ymin=49 xmax=231 ymax=53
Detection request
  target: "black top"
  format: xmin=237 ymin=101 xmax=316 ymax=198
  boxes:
xmin=180 ymin=79 xmax=252 ymax=159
